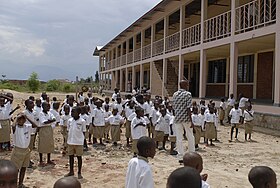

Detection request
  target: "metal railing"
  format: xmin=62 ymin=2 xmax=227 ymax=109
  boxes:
xmin=152 ymin=38 xmax=164 ymax=57
xmin=127 ymin=52 xmax=133 ymax=64
xmin=121 ymin=55 xmax=126 ymax=66
xmin=236 ymin=0 xmax=276 ymax=33
xmin=165 ymin=31 xmax=180 ymax=53
xmin=134 ymin=48 xmax=141 ymax=62
xmin=204 ymin=10 xmax=231 ymax=42
xmin=182 ymin=23 xmax=201 ymax=48
xmin=116 ymin=57 xmax=121 ymax=67
xmin=142 ymin=44 xmax=151 ymax=60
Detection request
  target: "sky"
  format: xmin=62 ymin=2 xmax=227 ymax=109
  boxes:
xmin=0 ymin=0 xmax=161 ymax=81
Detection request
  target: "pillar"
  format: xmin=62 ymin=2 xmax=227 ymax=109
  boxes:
xmin=163 ymin=16 xmax=168 ymax=53
xmin=140 ymin=64 xmax=144 ymax=90
xmin=151 ymin=24 xmax=154 ymax=56
xmin=178 ymin=54 xmax=184 ymax=89
xmin=141 ymin=30 xmax=144 ymax=60
xmin=132 ymin=66 xmax=136 ymax=89
xmin=274 ymin=0 xmax=280 ymax=106
xmin=179 ymin=4 xmax=185 ymax=49
xmin=150 ymin=62 xmax=153 ymax=92
xmin=229 ymin=42 xmax=238 ymax=98
xmin=162 ymin=59 xmax=167 ymax=96
xmin=120 ymin=69 xmax=123 ymax=92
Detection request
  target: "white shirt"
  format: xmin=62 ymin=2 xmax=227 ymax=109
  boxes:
xmin=23 ymin=109 xmax=37 ymax=135
xmin=220 ymin=102 xmax=226 ymax=110
xmin=155 ymin=114 xmax=171 ymax=134
xmin=50 ymin=109 xmax=60 ymax=125
xmin=227 ymin=98 xmax=235 ymax=107
xmin=128 ymin=112 xmax=136 ymax=121
xmin=59 ymin=114 xmax=71 ymax=127
xmin=39 ymin=111 xmax=56 ymax=127
xmin=0 ymin=106 xmax=10 ymax=120
xmin=112 ymin=93 xmax=119 ymax=101
xmin=143 ymin=102 xmax=152 ymax=116
xmin=229 ymin=108 xmax=243 ymax=124
xmin=13 ymin=123 xmax=32 ymax=148
xmin=125 ymin=157 xmax=154 ymax=188
xmin=67 ymin=117 xmax=86 ymax=145
xmin=244 ymin=109 xmax=254 ymax=122
xmin=91 ymin=108 xmax=105 ymax=126
xmin=198 ymin=114 xmax=205 ymax=129
xmin=204 ymin=113 xmax=217 ymax=127
xmin=107 ymin=114 xmax=124 ymax=126
xmin=112 ymin=102 xmax=123 ymax=115
xmin=104 ymin=111 xmax=112 ymax=119
xmin=131 ymin=116 xmax=147 ymax=140
xmin=149 ymin=108 xmax=160 ymax=125
xmin=192 ymin=114 xmax=201 ymax=126
xmin=80 ymin=114 xmax=90 ymax=125
xmin=202 ymin=180 xmax=210 ymax=188
xmin=125 ymin=106 xmax=134 ymax=119
xmin=239 ymin=97 xmax=249 ymax=108
xmin=102 ymin=102 xmax=112 ymax=111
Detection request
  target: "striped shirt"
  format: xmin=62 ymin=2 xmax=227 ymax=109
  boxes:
xmin=172 ymin=89 xmax=192 ymax=123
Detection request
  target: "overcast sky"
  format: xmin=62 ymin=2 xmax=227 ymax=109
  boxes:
xmin=0 ymin=0 xmax=161 ymax=81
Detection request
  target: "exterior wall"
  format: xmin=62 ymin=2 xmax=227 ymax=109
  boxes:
xmin=206 ymin=85 xmax=226 ymax=98
xmin=237 ymin=85 xmax=253 ymax=99
xmin=150 ymin=62 xmax=164 ymax=96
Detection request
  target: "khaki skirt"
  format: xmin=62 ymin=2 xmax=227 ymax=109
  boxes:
xmin=0 ymin=120 xmax=11 ymax=143
xmin=154 ymin=130 xmax=164 ymax=142
xmin=205 ymin=122 xmax=216 ymax=140
xmin=194 ymin=126 xmax=202 ymax=145
xmin=110 ymin=125 xmax=120 ymax=142
xmin=245 ymin=121 xmax=254 ymax=134
xmin=169 ymin=136 xmax=176 ymax=143
xmin=38 ymin=126 xmax=54 ymax=154
xmin=104 ymin=122 xmax=111 ymax=135
xmin=132 ymin=139 xmax=138 ymax=154
xmin=125 ymin=121 xmax=131 ymax=138
xmin=28 ymin=134 xmax=36 ymax=151
xmin=219 ymin=109 xmax=225 ymax=120
xmin=94 ymin=126 xmax=105 ymax=139
xmin=11 ymin=146 xmax=31 ymax=169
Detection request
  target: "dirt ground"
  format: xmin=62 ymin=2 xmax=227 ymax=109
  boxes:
xmin=0 ymin=89 xmax=279 ymax=188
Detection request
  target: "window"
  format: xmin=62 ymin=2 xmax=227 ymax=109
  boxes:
xmin=208 ymin=59 xmax=227 ymax=83
xmin=238 ymin=55 xmax=254 ymax=83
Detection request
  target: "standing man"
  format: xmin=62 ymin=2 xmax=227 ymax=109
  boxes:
xmin=172 ymin=80 xmax=195 ymax=158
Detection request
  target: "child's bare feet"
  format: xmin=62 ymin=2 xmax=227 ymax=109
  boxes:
xmin=78 ymin=173 xmax=83 ymax=179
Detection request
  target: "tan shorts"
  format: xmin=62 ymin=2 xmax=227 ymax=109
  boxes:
xmin=0 ymin=120 xmax=11 ymax=142
xmin=125 ymin=121 xmax=131 ymax=138
xmin=245 ymin=121 xmax=254 ymax=134
xmin=154 ymin=131 xmax=164 ymax=142
xmin=169 ymin=136 xmax=176 ymax=143
xmin=94 ymin=126 xmax=105 ymax=139
xmin=67 ymin=145 xmax=83 ymax=156
xmin=11 ymin=147 xmax=30 ymax=169
xmin=132 ymin=139 xmax=138 ymax=154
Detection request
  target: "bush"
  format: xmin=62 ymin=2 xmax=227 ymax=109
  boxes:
xmin=45 ymin=80 xmax=60 ymax=91
xmin=62 ymin=83 xmax=75 ymax=92
xmin=27 ymin=72 xmax=40 ymax=93
xmin=0 ymin=82 xmax=19 ymax=91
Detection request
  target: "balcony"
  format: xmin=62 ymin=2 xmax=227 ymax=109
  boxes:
xmin=121 ymin=55 xmax=126 ymax=66
xmin=152 ymin=38 xmax=164 ymax=57
xmin=127 ymin=52 xmax=133 ymax=64
xmin=142 ymin=44 xmax=151 ymax=60
xmin=182 ymin=23 xmax=201 ymax=48
xmin=165 ymin=31 xmax=180 ymax=53
xmin=134 ymin=48 xmax=141 ymax=62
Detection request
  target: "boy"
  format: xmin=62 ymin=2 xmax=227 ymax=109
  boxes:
xmin=244 ymin=105 xmax=254 ymax=141
xmin=248 ymin=166 xmax=277 ymax=188
xmin=219 ymin=97 xmax=226 ymax=125
xmin=229 ymin=102 xmax=243 ymax=142
xmin=124 ymin=101 xmax=135 ymax=146
xmin=125 ymin=136 xmax=156 ymax=188
xmin=80 ymin=106 xmax=90 ymax=151
xmin=38 ymin=102 xmax=56 ymax=166
xmin=65 ymin=106 xmax=86 ymax=179
xmin=192 ymin=107 xmax=202 ymax=150
xmin=11 ymin=113 xmax=37 ymax=188
xmin=103 ymin=104 xmax=112 ymax=142
xmin=131 ymin=107 xmax=147 ymax=155
xmin=226 ymin=94 xmax=235 ymax=123
xmin=107 ymin=108 xmax=124 ymax=146
xmin=149 ymin=100 xmax=160 ymax=139
xmin=53 ymin=176 xmax=81 ymax=188
xmin=50 ymin=102 xmax=60 ymax=128
xmin=0 ymin=159 xmax=18 ymax=188
xmin=183 ymin=152 xmax=210 ymax=188
xmin=199 ymin=107 xmax=206 ymax=143
xmin=154 ymin=108 xmax=170 ymax=150
xmin=59 ymin=105 xmax=71 ymax=155
xmin=167 ymin=167 xmax=202 ymax=188
xmin=91 ymin=99 xmax=105 ymax=145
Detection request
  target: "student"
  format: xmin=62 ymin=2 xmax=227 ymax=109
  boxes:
xmin=61 ymin=95 xmax=76 ymax=115
xmin=40 ymin=92 xmax=48 ymax=103
xmin=238 ymin=93 xmax=250 ymax=114
xmin=38 ymin=102 xmax=56 ymax=167
xmin=192 ymin=107 xmax=202 ymax=150
xmin=112 ymin=88 xmax=120 ymax=102
xmin=204 ymin=106 xmax=217 ymax=146
xmin=199 ymin=107 xmax=206 ymax=144
xmin=65 ymin=106 xmax=86 ymax=179
xmin=53 ymin=176 xmax=81 ymax=188
xmin=124 ymin=101 xmax=135 ymax=147
xmin=248 ymin=166 xmax=277 ymax=188
xmin=80 ymin=106 xmax=90 ymax=151
xmin=107 ymin=108 xmax=125 ymax=146
xmin=50 ymin=102 xmax=60 ymax=128
xmin=125 ymin=136 xmax=156 ymax=188
xmin=11 ymin=113 xmax=37 ymax=188
xmin=149 ymin=100 xmax=160 ymax=138
xmin=0 ymin=159 xmax=18 ymax=188
xmin=131 ymin=107 xmax=147 ymax=155
xmin=103 ymin=104 xmax=112 ymax=142
xmin=78 ymin=92 xmax=84 ymax=104
xmin=226 ymin=94 xmax=235 ymax=123
xmin=244 ymin=105 xmax=254 ymax=141
xmin=50 ymin=97 xmax=57 ymax=109
xmin=91 ymin=99 xmax=105 ymax=145
xmin=229 ymin=102 xmax=243 ymax=142
xmin=167 ymin=167 xmax=202 ymax=188
xmin=102 ymin=97 xmax=112 ymax=111
xmin=23 ymin=99 xmax=38 ymax=168
xmin=59 ymin=105 xmax=71 ymax=155
xmin=112 ymin=96 xmax=123 ymax=116
xmin=183 ymin=152 xmax=210 ymax=188
xmin=154 ymin=108 xmax=170 ymax=150
xmin=219 ymin=97 xmax=226 ymax=125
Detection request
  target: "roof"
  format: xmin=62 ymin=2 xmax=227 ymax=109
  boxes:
xmin=99 ymin=0 xmax=171 ymax=51
xmin=93 ymin=46 xmax=104 ymax=56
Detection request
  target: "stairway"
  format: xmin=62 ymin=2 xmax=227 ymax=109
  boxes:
xmin=166 ymin=62 xmax=178 ymax=96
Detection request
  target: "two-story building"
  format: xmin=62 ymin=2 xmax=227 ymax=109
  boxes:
xmin=94 ymin=0 xmax=279 ymax=109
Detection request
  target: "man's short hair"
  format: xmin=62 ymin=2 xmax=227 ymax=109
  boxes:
xmin=167 ymin=167 xmax=202 ymax=188
xmin=137 ymin=136 xmax=154 ymax=155
xmin=248 ymin=166 xmax=276 ymax=188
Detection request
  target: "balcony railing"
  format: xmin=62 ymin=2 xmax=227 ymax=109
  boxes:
xmin=204 ymin=10 xmax=231 ymax=42
xmin=142 ymin=44 xmax=151 ymax=60
xmin=112 ymin=59 xmax=116 ymax=69
xmin=165 ymin=31 xmax=180 ymax=53
xmin=121 ymin=55 xmax=126 ymax=66
xmin=134 ymin=48 xmax=141 ymax=62
xmin=182 ymin=23 xmax=201 ymax=48
xmin=236 ymin=0 xmax=276 ymax=34
xmin=152 ymin=38 xmax=164 ymax=57
xmin=116 ymin=57 xmax=121 ymax=67
xmin=127 ymin=52 xmax=133 ymax=64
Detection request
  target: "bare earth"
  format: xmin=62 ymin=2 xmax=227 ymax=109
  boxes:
xmin=0 ymin=90 xmax=279 ymax=188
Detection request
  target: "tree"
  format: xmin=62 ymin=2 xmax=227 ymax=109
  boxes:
xmin=95 ymin=71 xmax=99 ymax=83
xmin=27 ymin=72 xmax=40 ymax=93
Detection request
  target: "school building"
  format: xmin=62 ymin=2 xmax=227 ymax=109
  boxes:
xmin=93 ymin=0 xmax=280 ymax=113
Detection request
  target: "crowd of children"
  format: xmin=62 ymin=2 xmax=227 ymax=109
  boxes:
xmin=0 ymin=90 xmax=275 ymax=188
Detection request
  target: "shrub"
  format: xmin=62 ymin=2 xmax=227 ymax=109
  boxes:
xmin=27 ymin=72 xmax=40 ymax=93
xmin=45 ymin=80 xmax=60 ymax=91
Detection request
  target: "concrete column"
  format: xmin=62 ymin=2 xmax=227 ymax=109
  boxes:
xmin=231 ymin=0 xmax=237 ymax=37
xmin=225 ymin=57 xmax=230 ymax=97
xmin=125 ymin=68 xmax=128 ymax=92
xmin=116 ymin=70 xmax=119 ymax=89
xmin=132 ymin=66 xmax=136 ymax=89
xmin=151 ymin=25 xmax=154 ymax=56
xmin=253 ymin=53 xmax=258 ymax=99
xmin=162 ymin=59 xmax=167 ymax=96
xmin=199 ymin=49 xmax=207 ymax=98
xmin=163 ymin=16 xmax=168 ymax=53
xmin=150 ymin=62 xmax=153 ymax=91
xmin=229 ymin=42 xmax=238 ymax=98
xmin=126 ymin=40 xmax=129 ymax=65
xmin=178 ymin=54 xmax=184 ymax=89
xmin=111 ymin=71 xmax=115 ymax=89
xmin=179 ymin=4 xmax=185 ymax=49
xmin=201 ymin=0 xmax=207 ymax=44
xmin=140 ymin=64 xmax=144 ymax=90
xmin=119 ymin=69 xmax=123 ymax=92
xmin=133 ymin=35 xmax=136 ymax=62
xmin=141 ymin=30 xmax=144 ymax=60
xmin=274 ymin=0 xmax=280 ymax=106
